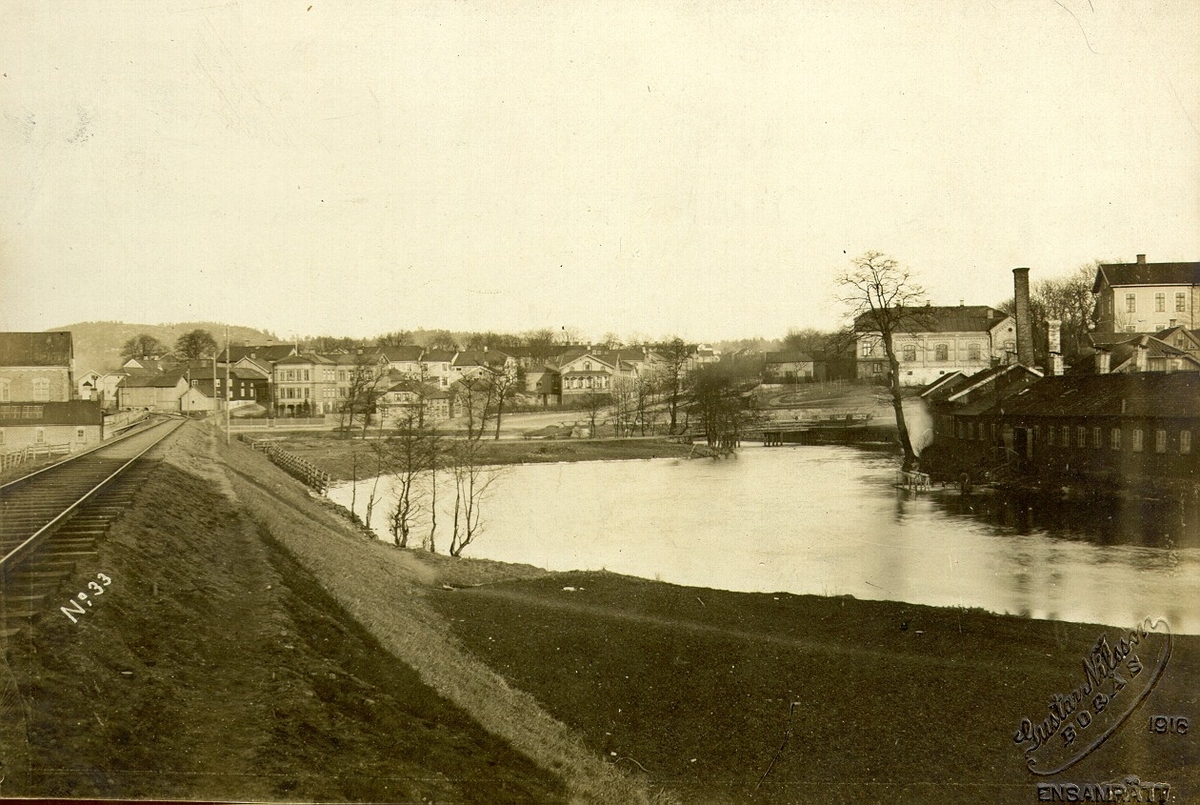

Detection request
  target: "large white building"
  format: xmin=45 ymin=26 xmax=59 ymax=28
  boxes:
xmin=856 ymin=306 xmax=1017 ymax=386
xmin=1093 ymin=255 xmax=1200 ymax=334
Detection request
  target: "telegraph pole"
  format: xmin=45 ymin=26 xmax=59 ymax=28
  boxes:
xmin=224 ymin=326 xmax=231 ymax=444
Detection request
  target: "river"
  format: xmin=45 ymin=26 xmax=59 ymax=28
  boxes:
xmin=328 ymin=445 xmax=1200 ymax=634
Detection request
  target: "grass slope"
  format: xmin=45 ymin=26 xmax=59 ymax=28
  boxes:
xmin=2 ymin=423 xmax=566 ymax=803
xmin=431 ymin=572 xmax=1200 ymax=805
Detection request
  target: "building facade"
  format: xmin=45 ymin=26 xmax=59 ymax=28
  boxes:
xmin=1092 ymin=255 xmax=1200 ymax=334
xmin=856 ymin=306 xmax=1016 ymax=386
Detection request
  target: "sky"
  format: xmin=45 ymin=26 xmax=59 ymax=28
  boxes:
xmin=2 ymin=1 xmax=1198 ymax=344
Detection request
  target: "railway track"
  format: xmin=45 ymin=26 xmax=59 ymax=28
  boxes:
xmin=0 ymin=416 xmax=186 ymax=639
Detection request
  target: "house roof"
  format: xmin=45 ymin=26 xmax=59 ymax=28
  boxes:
xmin=993 ymin=373 xmax=1200 ymax=419
xmin=421 ymin=349 xmax=455 ymax=363
xmin=276 ymin=353 xmax=335 ymax=366
xmin=119 ymin=373 xmax=187 ymax=389
xmin=0 ymin=332 xmax=73 ymax=367
xmin=0 ymin=400 xmax=103 ymax=426
xmin=1093 ymin=261 xmax=1200 ymax=292
xmin=378 ymin=345 xmax=424 ymax=363
xmin=854 ymin=306 xmax=1010 ymax=334
xmin=946 ymin=364 xmax=1043 ymax=403
xmin=225 ymin=344 xmax=297 ymax=363
xmin=764 ymin=350 xmax=814 ymax=364
xmin=918 ymin=371 xmax=969 ymax=401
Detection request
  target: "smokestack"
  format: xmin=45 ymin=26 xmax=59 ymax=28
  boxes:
xmin=1013 ymin=267 xmax=1035 ymax=366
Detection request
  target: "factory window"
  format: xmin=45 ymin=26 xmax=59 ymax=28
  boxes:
xmin=934 ymin=344 xmax=948 ymax=362
xmin=1131 ymin=429 xmax=1143 ymax=452
xmin=1047 ymin=427 xmax=1055 ymax=447
xmin=967 ymin=343 xmax=981 ymax=361
xmin=1111 ymin=428 xmax=1121 ymax=450
xmin=1076 ymin=427 xmax=1086 ymax=447
xmin=1061 ymin=426 xmax=1069 ymax=447
xmin=1126 ymin=294 xmax=1136 ymax=313
xmin=1156 ymin=429 xmax=1167 ymax=453
xmin=1177 ymin=293 xmax=1187 ymax=313
xmin=902 ymin=345 xmax=916 ymax=362
xmin=1092 ymin=427 xmax=1102 ymax=448
xmin=1182 ymin=431 xmax=1192 ymax=454
xmin=1155 ymin=293 xmax=1165 ymax=312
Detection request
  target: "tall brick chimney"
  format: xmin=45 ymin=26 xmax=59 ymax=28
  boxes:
xmin=1013 ymin=267 xmax=1035 ymax=366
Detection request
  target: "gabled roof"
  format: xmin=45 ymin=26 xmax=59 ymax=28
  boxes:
xmin=918 ymin=371 xmax=969 ymax=401
xmin=276 ymin=353 xmax=336 ymax=366
xmin=1093 ymin=261 xmax=1200 ymax=292
xmin=225 ymin=344 xmax=297 ymax=363
xmin=1102 ymin=335 xmax=1200 ymax=373
xmin=420 ymin=349 xmax=455 ymax=363
xmin=995 ymin=373 xmax=1200 ymax=419
xmin=764 ymin=350 xmax=813 ymax=364
xmin=120 ymin=373 xmax=188 ymax=389
xmin=0 ymin=332 xmax=73 ymax=367
xmin=378 ymin=345 xmax=424 ymax=363
xmin=946 ymin=364 xmax=1043 ymax=403
xmin=324 ymin=351 xmax=386 ymax=366
xmin=854 ymin=306 xmax=1010 ymax=334
xmin=558 ymin=353 xmax=615 ymax=372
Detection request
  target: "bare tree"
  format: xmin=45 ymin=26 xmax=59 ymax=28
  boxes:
xmin=448 ymin=438 xmax=499 ymax=557
xmin=340 ymin=351 xmax=387 ymax=438
xmin=835 ymin=251 xmax=929 ymax=471
xmin=385 ymin=413 xmax=436 ymax=548
xmin=376 ymin=330 xmax=414 ymax=347
xmin=580 ymin=389 xmax=608 ymax=436
xmin=686 ymin=362 xmax=756 ymax=449
xmin=486 ymin=363 xmax=518 ymax=441
xmin=454 ymin=373 xmax=497 ymax=441
xmin=660 ymin=337 xmax=690 ymax=434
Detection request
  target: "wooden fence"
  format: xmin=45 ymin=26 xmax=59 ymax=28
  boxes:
xmin=1 ymin=443 xmax=72 ymax=473
xmin=241 ymin=435 xmax=331 ymax=493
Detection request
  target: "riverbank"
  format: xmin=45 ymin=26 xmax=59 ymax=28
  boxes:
xmin=268 ymin=431 xmax=698 ymax=482
xmin=7 ymin=422 xmax=1196 ymax=804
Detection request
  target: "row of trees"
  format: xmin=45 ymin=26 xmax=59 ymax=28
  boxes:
xmin=122 ymin=328 xmax=221 ymax=361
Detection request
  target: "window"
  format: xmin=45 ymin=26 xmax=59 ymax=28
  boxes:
xmin=32 ymin=378 xmax=50 ymax=401
xmin=303 ymin=387 xmax=309 ymax=398
xmin=1155 ymin=293 xmax=1165 ymax=312
xmin=0 ymin=428 xmax=4 ymax=445
xmin=76 ymin=427 xmax=85 ymax=439
xmin=967 ymin=422 xmax=974 ymax=440
xmin=1047 ymin=427 xmax=1055 ymax=447
xmin=1177 ymin=293 xmax=1187 ymax=313
xmin=861 ymin=341 xmax=874 ymax=358
xmin=1182 ymin=431 xmax=1192 ymax=454
xmin=286 ymin=370 xmax=296 ymax=381
xmin=1155 ymin=429 xmax=1167 ymax=453
xmin=338 ymin=370 xmax=347 ymax=382
xmin=1126 ymin=294 xmax=1136 ymax=313
xmin=990 ymin=423 xmax=997 ymax=441
xmin=1111 ymin=428 xmax=1121 ymax=450
xmin=0 ymin=380 xmax=8 ymax=402
xmin=1092 ymin=427 xmax=1101 ymax=448
xmin=1132 ymin=429 xmax=1143 ymax=452
xmin=934 ymin=344 xmax=948 ymax=362
xmin=584 ymin=361 xmax=591 ymax=370
xmin=303 ymin=370 xmax=310 ymax=381
xmin=871 ymin=362 xmax=882 ymax=374
xmin=1076 ymin=427 xmax=1086 ymax=447
xmin=35 ymin=427 xmax=45 ymax=444
xmin=902 ymin=345 xmax=916 ymax=362
xmin=1061 ymin=426 xmax=1070 ymax=447
xmin=967 ymin=343 xmax=981 ymax=361
xmin=1125 ymin=325 xmax=1138 ymax=333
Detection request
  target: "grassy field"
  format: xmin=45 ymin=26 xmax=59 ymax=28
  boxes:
xmin=268 ymin=431 xmax=697 ymax=482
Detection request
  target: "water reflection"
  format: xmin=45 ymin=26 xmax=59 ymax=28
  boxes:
xmin=329 ymin=445 xmax=1200 ymax=634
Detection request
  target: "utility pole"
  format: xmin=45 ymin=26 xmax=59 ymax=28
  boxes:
xmin=224 ymin=326 xmax=231 ymax=444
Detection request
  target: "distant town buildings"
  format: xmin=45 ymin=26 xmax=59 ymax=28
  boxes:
xmin=855 ymin=306 xmax=1017 ymax=386
xmin=1092 ymin=255 xmax=1200 ymax=334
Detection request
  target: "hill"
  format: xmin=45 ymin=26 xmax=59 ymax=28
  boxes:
xmin=51 ymin=321 xmax=281 ymax=373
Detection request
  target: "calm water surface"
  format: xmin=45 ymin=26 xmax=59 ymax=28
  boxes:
xmin=329 ymin=446 xmax=1200 ymax=633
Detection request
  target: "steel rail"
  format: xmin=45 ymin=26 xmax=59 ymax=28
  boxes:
xmin=0 ymin=413 xmax=169 ymax=495
xmin=0 ymin=418 xmax=185 ymax=574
